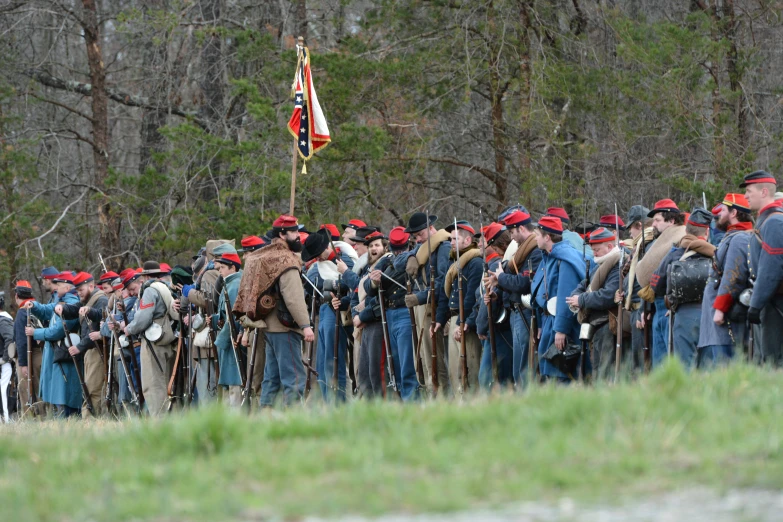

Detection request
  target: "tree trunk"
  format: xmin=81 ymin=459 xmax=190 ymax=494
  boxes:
xmin=81 ymin=0 xmax=118 ymax=255
xmin=488 ymin=0 xmax=508 ymax=210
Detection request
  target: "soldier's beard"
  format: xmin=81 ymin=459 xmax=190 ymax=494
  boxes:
xmin=716 ymin=215 xmax=730 ymax=232
xmin=368 ymin=250 xmax=385 ymax=265
xmin=286 ymin=237 xmax=303 ymax=253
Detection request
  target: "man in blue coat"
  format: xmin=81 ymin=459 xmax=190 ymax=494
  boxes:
xmin=698 ymin=194 xmax=754 ymax=365
xmin=530 ymin=217 xmax=584 ymax=383
xmin=743 ymin=171 xmax=783 ymax=366
xmin=25 ymin=272 xmax=83 ymax=418
xmin=210 ymin=250 xmax=244 ymax=405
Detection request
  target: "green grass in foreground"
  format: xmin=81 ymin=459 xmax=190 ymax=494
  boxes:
xmin=1 ymin=360 xmax=782 ymax=521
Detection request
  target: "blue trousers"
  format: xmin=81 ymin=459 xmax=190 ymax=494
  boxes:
xmin=673 ymin=303 xmax=701 ymax=370
xmin=479 ymin=328 xmax=514 ymax=390
xmin=316 ymin=304 xmax=349 ymax=402
xmin=652 ymin=297 xmax=670 ymax=368
xmin=117 ymin=346 xmax=142 ymax=407
xmin=386 ymin=307 xmax=419 ymax=401
xmin=260 ymin=331 xmax=305 ymax=407
xmin=705 ymin=344 xmax=734 ymax=368
xmin=510 ymin=310 xmax=531 ymax=387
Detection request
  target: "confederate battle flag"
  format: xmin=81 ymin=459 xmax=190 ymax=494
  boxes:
xmin=288 ymin=45 xmax=331 ymax=161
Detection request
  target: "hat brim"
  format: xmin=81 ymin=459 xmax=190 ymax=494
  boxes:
xmin=647 ymin=207 xmax=680 ymax=218
xmin=404 ymin=215 xmax=437 ymax=233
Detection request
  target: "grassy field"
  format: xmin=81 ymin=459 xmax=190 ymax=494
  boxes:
xmin=1 ymin=360 xmax=782 ymax=521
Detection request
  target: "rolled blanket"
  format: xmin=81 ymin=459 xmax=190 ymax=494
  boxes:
xmin=635 ymin=225 xmax=686 ymax=287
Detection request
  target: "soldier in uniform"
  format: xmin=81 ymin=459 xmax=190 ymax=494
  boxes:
xmin=545 ymin=207 xmax=594 ymax=261
xmin=14 ymin=281 xmax=44 ymax=417
xmin=743 ymin=171 xmax=783 ymax=366
xmin=40 ymin=266 xmax=60 ymax=306
xmin=650 ymin=208 xmax=715 ymax=369
xmin=351 ymin=230 xmax=392 ymax=398
xmin=698 ymin=194 xmax=754 ymax=365
xmin=368 ymin=230 xmax=420 ymax=400
xmin=249 ymin=215 xmax=314 ymax=408
xmin=475 ymin=223 xmax=515 ymax=389
xmin=622 ymin=205 xmax=652 ymax=370
xmin=530 ymin=217 xmax=584 ymax=383
xmin=486 ymin=210 xmax=542 ymax=387
xmin=598 ymin=214 xmax=626 ymax=239
xmin=403 ymin=212 xmax=452 ymax=396
xmin=123 ymin=261 xmax=179 ymax=416
xmin=566 ymin=227 xmax=623 ymax=380
xmin=637 ymin=199 xmax=686 ymax=368
xmin=303 ymin=228 xmax=357 ymax=402
xmin=341 ymin=219 xmax=367 ymax=246
xmin=209 ymin=250 xmax=244 ymax=406
xmin=26 ymin=272 xmax=83 ymax=418
xmin=58 ymin=272 xmax=108 ymax=416
xmin=441 ymin=220 xmax=483 ymax=393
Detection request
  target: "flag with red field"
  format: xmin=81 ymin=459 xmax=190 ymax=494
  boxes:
xmin=288 ymin=46 xmax=331 ymax=161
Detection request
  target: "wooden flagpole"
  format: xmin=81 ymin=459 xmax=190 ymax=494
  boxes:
xmin=289 ymin=36 xmax=305 ymax=217
xmin=289 ymin=140 xmax=298 ymax=216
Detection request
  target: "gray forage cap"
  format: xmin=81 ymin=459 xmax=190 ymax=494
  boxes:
xmin=626 ymin=205 xmax=650 ymax=226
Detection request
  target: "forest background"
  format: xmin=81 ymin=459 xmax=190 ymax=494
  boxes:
xmin=1 ymin=0 xmax=780 ymax=301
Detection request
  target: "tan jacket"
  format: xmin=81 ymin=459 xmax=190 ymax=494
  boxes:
xmin=264 ymin=269 xmax=311 ymax=334
xmin=188 ymin=269 xmax=219 ymax=309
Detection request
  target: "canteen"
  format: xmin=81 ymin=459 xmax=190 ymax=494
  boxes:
xmin=68 ymin=332 xmax=81 ymax=347
xmin=520 ymin=294 xmax=532 ymax=310
xmin=739 ymin=288 xmax=753 ymax=307
xmin=144 ymin=322 xmax=163 ymax=342
xmin=546 ymin=297 xmax=557 ymax=316
xmin=191 ymin=313 xmax=206 ymax=332
xmin=118 ymin=334 xmax=130 ymax=348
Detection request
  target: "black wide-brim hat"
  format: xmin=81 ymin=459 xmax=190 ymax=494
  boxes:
xmin=405 ymin=212 xmax=437 ymax=233
xmin=302 ymin=229 xmax=330 ymax=263
xmin=140 ymin=260 xmax=165 ymax=276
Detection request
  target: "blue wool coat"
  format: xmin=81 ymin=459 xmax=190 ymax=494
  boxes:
xmin=212 ymin=270 xmax=244 ymax=386
xmin=531 ymin=241 xmax=584 ymax=379
xmin=750 ymin=201 xmax=783 ymax=310
xmin=31 ymin=291 xmax=83 ymax=408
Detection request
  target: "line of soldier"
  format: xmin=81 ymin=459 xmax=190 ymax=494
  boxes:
xmin=1 ymin=170 xmax=781 ymax=420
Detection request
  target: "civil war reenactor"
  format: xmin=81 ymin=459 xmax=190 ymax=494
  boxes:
xmin=13 ymin=280 xmax=45 ymax=417
xmin=350 ymin=229 xmax=392 ymax=399
xmin=530 ymin=216 xmax=584 ymax=383
xmin=442 ymin=220 xmax=483 ymax=393
xmin=25 ymin=272 xmax=83 ymax=418
xmin=742 ymin=170 xmax=783 ymax=366
xmin=475 ymin=223 xmax=515 ymax=390
xmin=233 ymin=215 xmax=314 ymax=408
xmin=345 ymin=226 xmax=375 ymax=390
xmin=180 ymin=240 xmax=234 ymax=405
xmin=58 ymin=272 xmax=108 ymax=417
xmin=544 ymin=207 xmax=594 ymax=261
xmin=208 ymin=248 xmax=245 ymax=406
xmin=635 ymin=199 xmax=686 ymax=368
xmin=0 ymin=292 xmax=14 ymax=422
xmin=302 ymin=227 xmax=358 ymax=402
xmin=650 ymin=208 xmax=715 ymax=370
xmin=341 ymin=219 xmax=367 ymax=247
xmin=40 ymin=266 xmax=60 ymax=307
xmin=566 ymin=227 xmax=624 ymax=380
xmin=102 ymin=269 xmax=143 ymax=413
xmin=598 ymin=214 xmax=626 ymax=240
xmin=620 ymin=205 xmax=652 ymax=371
xmin=486 ymin=210 xmax=542 ymax=387
xmin=236 ymin=236 xmax=268 ymax=407
xmin=697 ymin=194 xmax=754 ymax=365
xmin=403 ymin=212 xmax=452 ymax=396
xmin=123 ymin=261 xmax=180 ymax=416
xmin=368 ymin=229 xmax=420 ymax=400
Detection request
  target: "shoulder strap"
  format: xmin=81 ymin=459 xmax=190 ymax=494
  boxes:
xmin=149 ymin=281 xmax=175 ymax=317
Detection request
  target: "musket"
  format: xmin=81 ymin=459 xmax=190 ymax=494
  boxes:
xmin=204 ymin=283 xmax=219 ymax=390
xmin=332 ymin=275 xmax=342 ymax=395
xmin=110 ymin=324 xmax=142 ymax=411
xmin=117 ymin=300 xmax=148 ymax=392
xmin=480 ymin=210 xmax=499 ymax=390
xmin=302 ymin=273 xmax=321 ymax=399
xmin=528 ymin=258 xmax=539 ymax=385
xmin=579 ymin=197 xmax=589 ymax=382
xmin=455 ymin=218 xmax=468 ymax=393
xmin=120 ymin=293 xmax=164 ymax=373
xmin=425 ymin=209 xmax=439 ymax=397
xmin=242 ymin=328 xmax=259 ymax=412
xmin=378 ymin=280 xmax=401 ymax=398
xmin=25 ymin=310 xmax=37 ymax=415
xmin=407 ymin=276 xmax=426 ymax=388
xmin=103 ymin=305 xmax=115 ymax=416
xmin=189 ymin=302 xmax=202 ymax=399
xmin=639 ymin=213 xmax=652 ymax=374
xmin=614 ymin=202 xmax=625 ymax=382
xmin=166 ymin=312 xmax=185 ymax=411
xmin=62 ymin=319 xmax=94 ymax=415
xmin=222 ymin=283 xmax=247 ymax=389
